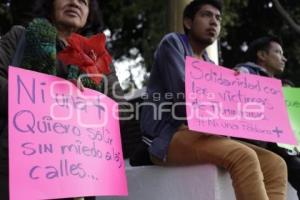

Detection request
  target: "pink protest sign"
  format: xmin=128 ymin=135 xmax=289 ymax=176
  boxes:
xmin=185 ymin=57 xmax=297 ymax=145
xmin=9 ymin=66 xmax=128 ymax=200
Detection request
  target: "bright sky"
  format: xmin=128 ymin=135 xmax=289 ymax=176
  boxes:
xmin=104 ymin=29 xmax=147 ymax=91
xmin=114 ymin=55 xmax=147 ymax=90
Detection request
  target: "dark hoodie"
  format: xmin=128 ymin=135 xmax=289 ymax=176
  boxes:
xmin=235 ymin=62 xmax=270 ymax=77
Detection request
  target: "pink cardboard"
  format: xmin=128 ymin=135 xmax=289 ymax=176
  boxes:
xmin=185 ymin=57 xmax=297 ymax=145
xmin=9 ymin=66 xmax=128 ymax=200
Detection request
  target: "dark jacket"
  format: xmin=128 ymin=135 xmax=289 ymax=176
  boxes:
xmin=235 ymin=62 xmax=270 ymax=77
xmin=235 ymin=61 xmax=300 ymax=198
xmin=0 ymin=25 xmax=127 ymax=199
xmin=140 ymin=32 xmax=211 ymax=160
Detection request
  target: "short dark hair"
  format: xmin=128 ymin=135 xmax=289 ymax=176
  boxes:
xmin=183 ymin=0 xmax=223 ymax=34
xmin=33 ymin=0 xmax=103 ymax=36
xmin=247 ymin=36 xmax=282 ymax=63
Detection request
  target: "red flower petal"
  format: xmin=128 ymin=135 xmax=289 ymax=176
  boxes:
xmin=87 ymin=34 xmax=106 ymax=53
xmin=58 ymin=47 xmax=82 ymax=66
xmin=67 ymin=33 xmax=86 ymax=52
xmin=84 ymin=65 xmax=103 ymax=84
xmin=58 ymin=33 xmax=112 ymax=85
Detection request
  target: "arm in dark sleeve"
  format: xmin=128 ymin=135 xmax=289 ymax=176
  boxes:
xmin=105 ymin=64 xmax=133 ymax=158
xmin=234 ymin=66 xmax=251 ymax=74
xmin=153 ymin=34 xmax=187 ymax=122
xmin=0 ymin=26 xmax=25 ymax=118
xmin=155 ymin=34 xmax=186 ymax=96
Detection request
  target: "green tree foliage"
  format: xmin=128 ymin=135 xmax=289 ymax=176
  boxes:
xmin=1 ymin=0 xmax=300 ymax=86
xmin=0 ymin=0 xmax=12 ymax=34
xmin=100 ymin=0 xmax=167 ymax=71
xmin=101 ymin=0 xmax=300 ymax=86
xmin=221 ymin=0 xmax=300 ymax=86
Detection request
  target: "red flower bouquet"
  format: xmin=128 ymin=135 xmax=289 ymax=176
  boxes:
xmin=58 ymin=33 xmax=112 ymax=84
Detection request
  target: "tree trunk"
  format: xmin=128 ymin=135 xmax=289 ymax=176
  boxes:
xmin=167 ymin=0 xmax=192 ymax=33
xmin=272 ymin=0 xmax=300 ymax=34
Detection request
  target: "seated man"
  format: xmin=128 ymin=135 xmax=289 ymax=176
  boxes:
xmin=139 ymin=0 xmax=288 ymax=200
xmin=235 ymin=36 xmax=300 ymax=199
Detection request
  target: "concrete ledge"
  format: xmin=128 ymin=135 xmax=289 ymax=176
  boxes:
xmin=97 ymin=164 xmax=298 ymax=200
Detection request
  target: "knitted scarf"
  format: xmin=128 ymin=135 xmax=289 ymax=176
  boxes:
xmin=20 ymin=18 xmax=102 ymax=91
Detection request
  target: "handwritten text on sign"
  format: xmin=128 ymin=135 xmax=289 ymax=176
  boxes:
xmin=185 ymin=57 xmax=296 ymax=144
xmin=9 ymin=66 xmax=127 ymax=200
xmin=284 ymin=87 xmax=300 ymax=142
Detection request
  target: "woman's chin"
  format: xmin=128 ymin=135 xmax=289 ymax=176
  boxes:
xmin=61 ymin=19 xmax=84 ymax=32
